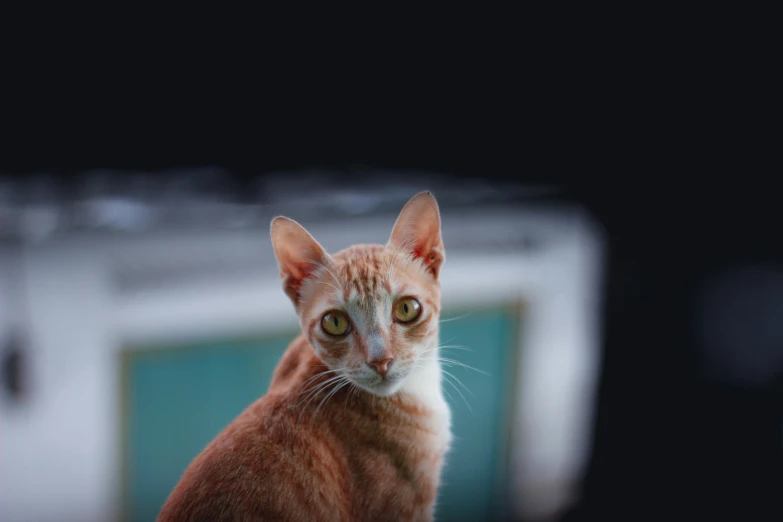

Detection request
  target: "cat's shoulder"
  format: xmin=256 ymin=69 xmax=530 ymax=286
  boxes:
xmin=158 ymin=394 xmax=298 ymax=520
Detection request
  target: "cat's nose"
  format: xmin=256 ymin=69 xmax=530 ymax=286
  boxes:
xmin=367 ymin=357 xmax=394 ymax=377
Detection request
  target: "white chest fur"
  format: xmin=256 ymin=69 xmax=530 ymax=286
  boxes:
xmin=401 ymin=348 xmax=453 ymax=454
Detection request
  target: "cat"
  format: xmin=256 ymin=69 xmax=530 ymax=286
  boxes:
xmin=158 ymin=191 xmax=452 ymax=522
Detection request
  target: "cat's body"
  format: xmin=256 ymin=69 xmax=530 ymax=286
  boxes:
xmin=158 ymin=334 xmax=450 ymax=522
xmin=159 ymin=193 xmax=451 ymax=522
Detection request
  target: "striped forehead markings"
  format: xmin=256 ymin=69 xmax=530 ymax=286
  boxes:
xmin=340 ymin=251 xmax=389 ymax=299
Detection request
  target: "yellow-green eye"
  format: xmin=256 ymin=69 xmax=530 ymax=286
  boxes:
xmin=394 ymin=297 xmax=421 ymax=323
xmin=321 ymin=311 xmax=351 ymax=336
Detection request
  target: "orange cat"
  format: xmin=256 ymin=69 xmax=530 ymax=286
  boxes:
xmin=158 ymin=192 xmax=452 ymax=522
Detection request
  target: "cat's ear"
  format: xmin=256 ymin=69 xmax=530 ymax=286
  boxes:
xmin=270 ymin=216 xmax=333 ymax=305
xmin=387 ymin=191 xmax=445 ymax=279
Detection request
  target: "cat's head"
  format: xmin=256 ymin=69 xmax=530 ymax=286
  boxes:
xmin=270 ymin=191 xmax=445 ymax=396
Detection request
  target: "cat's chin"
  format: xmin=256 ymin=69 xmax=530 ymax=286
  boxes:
xmin=353 ymin=375 xmax=406 ymax=397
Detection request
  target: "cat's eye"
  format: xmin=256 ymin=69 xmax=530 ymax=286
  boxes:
xmin=321 ymin=311 xmax=351 ymax=336
xmin=393 ymin=297 xmax=421 ymax=323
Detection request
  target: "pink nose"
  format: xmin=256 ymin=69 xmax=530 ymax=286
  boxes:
xmin=367 ymin=358 xmax=394 ymax=377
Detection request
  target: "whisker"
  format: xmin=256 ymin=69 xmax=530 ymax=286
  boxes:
xmin=293 ymin=382 xmax=335 ymax=411
xmin=416 ymin=337 xmax=458 ymax=353
xmin=419 ymin=344 xmax=474 ymax=358
xmin=442 ymin=373 xmax=472 ymax=415
xmin=437 ymin=345 xmax=474 ymax=353
xmin=312 ymin=379 xmax=350 ymax=423
xmin=438 ymin=357 xmax=490 ymax=376
xmin=439 ymin=312 xmax=473 ymax=323
xmin=406 ymin=358 xmax=467 ymax=409
xmin=297 ymin=376 xmax=349 ymax=424
xmin=294 ymin=374 xmax=348 ymax=407
xmin=441 ymin=369 xmax=474 ymax=397
xmin=295 ymin=379 xmax=333 ymax=404
xmin=344 ymin=383 xmax=359 ymax=411
xmin=298 ymin=368 xmax=349 ymax=390
xmin=441 ymin=385 xmax=457 ymax=405
xmin=297 ymin=372 xmax=348 ymax=396
xmin=421 ymin=356 xmax=490 ymax=376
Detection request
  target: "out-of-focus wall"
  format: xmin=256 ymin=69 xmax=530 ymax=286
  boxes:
xmin=0 ymin=203 xmax=603 ymax=522
xmin=1 ymin=237 xmax=117 ymax=522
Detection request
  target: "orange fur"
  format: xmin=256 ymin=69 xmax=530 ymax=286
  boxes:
xmin=158 ymin=192 xmax=451 ymax=522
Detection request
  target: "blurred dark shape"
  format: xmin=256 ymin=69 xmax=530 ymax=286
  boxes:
xmin=1 ymin=330 xmax=26 ymax=402
xmin=696 ymin=264 xmax=783 ymax=387
xmin=562 ymin=185 xmax=783 ymax=522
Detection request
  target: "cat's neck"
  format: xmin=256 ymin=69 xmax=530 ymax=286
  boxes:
xmin=400 ymin=339 xmax=448 ymax=412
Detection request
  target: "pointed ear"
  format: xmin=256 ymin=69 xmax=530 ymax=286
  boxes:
xmin=270 ymin=216 xmax=333 ymax=306
xmin=387 ymin=191 xmax=445 ymax=279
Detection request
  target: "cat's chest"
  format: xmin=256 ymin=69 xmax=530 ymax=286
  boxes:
xmin=400 ymin=362 xmax=453 ymax=454
xmin=345 ymin=398 xmax=450 ymax=522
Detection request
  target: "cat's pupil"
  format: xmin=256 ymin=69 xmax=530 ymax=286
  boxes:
xmin=403 ymin=303 xmax=409 ymax=313
xmin=333 ymin=316 xmax=339 ymax=327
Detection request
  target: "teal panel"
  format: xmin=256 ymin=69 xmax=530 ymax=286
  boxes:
xmin=123 ymin=335 xmax=291 ymax=522
xmin=122 ymin=305 xmax=520 ymax=522
xmin=435 ymin=307 xmax=521 ymax=521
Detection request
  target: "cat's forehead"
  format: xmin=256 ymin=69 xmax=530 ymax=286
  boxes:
xmin=334 ymin=244 xmax=396 ymax=300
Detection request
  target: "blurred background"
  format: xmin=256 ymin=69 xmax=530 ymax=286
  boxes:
xmin=1 ymin=32 xmax=781 ymax=520
xmin=2 ymin=168 xmax=782 ymax=522
xmin=0 ymin=171 xmax=605 ymax=522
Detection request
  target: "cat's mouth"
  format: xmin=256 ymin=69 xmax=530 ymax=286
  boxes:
xmin=351 ymin=368 xmax=408 ymax=397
